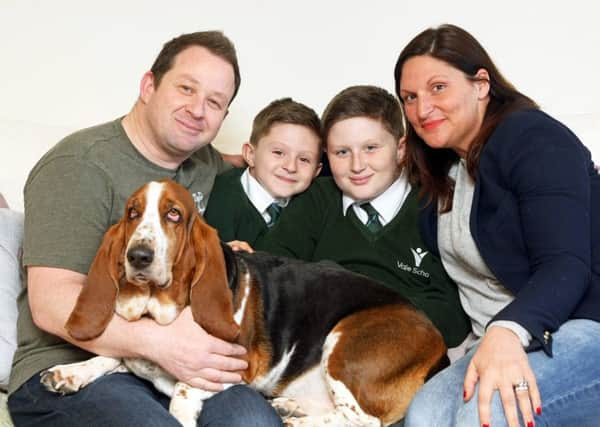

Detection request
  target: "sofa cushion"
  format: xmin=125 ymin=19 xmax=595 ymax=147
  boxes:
xmin=0 ymin=208 xmax=24 ymax=390
xmin=0 ymin=391 xmax=13 ymax=426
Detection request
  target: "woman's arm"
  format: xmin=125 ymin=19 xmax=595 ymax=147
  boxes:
xmin=490 ymin=113 xmax=592 ymax=349
xmin=468 ymin=111 xmax=592 ymax=427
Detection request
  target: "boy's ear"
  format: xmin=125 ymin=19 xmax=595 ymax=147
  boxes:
xmin=314 ymin=162 xmax=323 ymax=177
xmin=396 ymin=136 xmax=406 ymax=164
xmin=242 ymin=142 xmax=255 ymax=167
xmin=139 ymin=71 xmax=155 ymax=104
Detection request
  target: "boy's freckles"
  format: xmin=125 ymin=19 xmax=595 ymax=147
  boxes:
xmin=327 ymin=116 xmax=402 ymax=202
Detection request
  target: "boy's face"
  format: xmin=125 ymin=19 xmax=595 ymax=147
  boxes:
xmin=326 ymin=116 xmax=404 ymax=202
xmin=243 ymin=123 xmax=322 ymax=199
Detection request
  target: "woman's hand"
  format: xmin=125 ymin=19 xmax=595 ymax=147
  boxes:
xmin=146 ymin=307 xmax=248 ymax=391
xmin=463 ymin=326 xmax=542 ymax=427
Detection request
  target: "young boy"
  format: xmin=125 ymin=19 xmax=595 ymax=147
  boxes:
xmin=204 ymin=98 xmax=322 ymax=245
xmin=257 ymin=86 xmax=470 ymax=349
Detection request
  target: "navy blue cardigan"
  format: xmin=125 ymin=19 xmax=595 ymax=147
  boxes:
xmin=419 ymin=109 xmax=600 ymax=355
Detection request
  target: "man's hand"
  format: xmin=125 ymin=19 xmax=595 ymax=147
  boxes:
xmin=148 ymin=307 xmax=248 ymax=391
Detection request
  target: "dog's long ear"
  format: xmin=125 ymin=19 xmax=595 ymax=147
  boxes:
xmin=189 ymin=216 xmax=240 ymax=342
xmin=65 ymin=221 xmax=125 ymax=340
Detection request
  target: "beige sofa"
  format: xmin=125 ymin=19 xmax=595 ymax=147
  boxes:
xmin=0 ymin=394 xmax=11 ymax=427
xmin=0 ymin=199 xmax=21 ymax=427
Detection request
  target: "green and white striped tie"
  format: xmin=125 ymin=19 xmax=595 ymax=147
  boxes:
xmin=359 ymin=202 xmax=383 ymax=233
xmin=266 ymin=202 xmax=282 ymax=227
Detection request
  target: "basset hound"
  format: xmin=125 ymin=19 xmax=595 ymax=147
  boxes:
xmin=41 ymin=179 xmax=448 ymax=427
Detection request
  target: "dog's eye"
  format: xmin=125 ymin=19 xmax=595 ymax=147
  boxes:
xmin=128 ymin=208 xmax=139 ymax=219
xmin=166 ymin=208 xmax=181 ymax=223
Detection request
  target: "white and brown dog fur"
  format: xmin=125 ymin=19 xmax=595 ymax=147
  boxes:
xmin=41 ymin=179 xmax=448 ymax=426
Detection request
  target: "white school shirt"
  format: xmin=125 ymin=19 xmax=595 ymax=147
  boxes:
xmin=342 ymin=170 xmax=411 ymax=225
xmin=240 ymin=169 xmax=289 ymax=224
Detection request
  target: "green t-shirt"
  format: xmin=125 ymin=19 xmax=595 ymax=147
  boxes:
xmin=257 ymin=177 xmax=470 ymax=347
xmin=204 ymin=167 xmax=270 ymax=246
xmin=9 ymin=118 xmax=229 ymax=395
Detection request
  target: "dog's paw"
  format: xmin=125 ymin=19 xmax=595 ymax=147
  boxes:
xmin=283 ymin=415 xmax=340 ymax=427
xmin=40 ymin=367 xmax=86 ymax=394
xmin=169 ymin=382 xmax=212 ymax=427
xmin=283 ymin=418 xmax=308 ymax=427
xmin=270 ymin=397 xmax=308 ymax=419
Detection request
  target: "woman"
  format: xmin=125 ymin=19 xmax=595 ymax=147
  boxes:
xmin=394 ymin=24 xmax=600 ymax=427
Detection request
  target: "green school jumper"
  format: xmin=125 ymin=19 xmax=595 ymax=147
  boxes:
xmin=257 ymin=177 xmax=470 ymax=347
xmin=204 ymin=168 xmax=270 ymax=246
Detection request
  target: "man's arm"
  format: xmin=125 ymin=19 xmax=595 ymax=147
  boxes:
xmin=28 ymin=266 xmax=247 ymax=391
xmin=220 ymin=152 xmax=246 ymax=168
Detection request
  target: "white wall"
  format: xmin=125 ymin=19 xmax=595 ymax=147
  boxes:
xmin=1 ymin=0 xmax=598 ymax=210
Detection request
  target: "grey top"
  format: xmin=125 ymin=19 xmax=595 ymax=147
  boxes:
xmin=438 ymin=160 xmax=530 ymax=344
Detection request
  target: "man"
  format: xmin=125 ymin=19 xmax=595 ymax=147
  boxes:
xmin=8 ymin=31 xmax=281 ymax=427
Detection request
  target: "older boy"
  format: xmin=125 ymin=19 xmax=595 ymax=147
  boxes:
xmin=204 ymin=98 xmax=322 ymax=245
xmin=258 ymin=86 xmax=470 ymax=348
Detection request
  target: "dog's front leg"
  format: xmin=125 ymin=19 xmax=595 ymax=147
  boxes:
xmin=123 ymin=357 xmax=177 ymax=396
xmin=41 ymin=356 xmax=125 ymax=394
xmin=169 ymin=382 xmax=220 ymax=427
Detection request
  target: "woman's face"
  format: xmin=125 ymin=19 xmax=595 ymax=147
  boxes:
xmin=398 ymin=55 xmax=490 ymax=158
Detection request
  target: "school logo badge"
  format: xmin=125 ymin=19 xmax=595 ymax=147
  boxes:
xmin=192 ymin=191 xmax=206 ymax=215
xmin=397 ymin=247 xmax=430 ymax=278
xmin=410 ymin=247 xmax=428 ymax=267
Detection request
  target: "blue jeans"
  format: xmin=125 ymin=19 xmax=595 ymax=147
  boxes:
xmin=403 ymin=319 xmax=600 ymax=427
xmin=8 ymin=372 xmax=283 ymax=427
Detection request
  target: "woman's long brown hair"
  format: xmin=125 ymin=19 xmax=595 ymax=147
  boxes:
xmin=394 ymin=24 xmax=538 ymax=211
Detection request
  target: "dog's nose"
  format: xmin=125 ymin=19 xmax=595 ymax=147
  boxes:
xmin=127 ymin=246 xmax=154 ymax=269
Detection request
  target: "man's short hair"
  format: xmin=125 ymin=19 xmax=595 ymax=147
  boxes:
xmin=150 ymin=31 xmax=241 ymax=104
xmin=250 ymin=98 xmax=322 ymax=150
xmin=321 ymin=85 xmax=405 ymax=145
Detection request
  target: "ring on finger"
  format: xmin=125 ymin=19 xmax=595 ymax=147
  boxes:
xmin=513 ymin=380 xmax=529 ymax=393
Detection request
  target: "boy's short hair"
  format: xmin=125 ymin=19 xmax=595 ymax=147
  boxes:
xmin=151 ymin=31 xmax=241 ymax=104
xmin=250 ymin=98 xmax=322 ymax=149
xmin=321 ymin=85 xmax=405 ymax=144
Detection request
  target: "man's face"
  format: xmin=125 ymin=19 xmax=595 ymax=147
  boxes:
xmin=141 ymin=46 xmax=236 ymax=165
